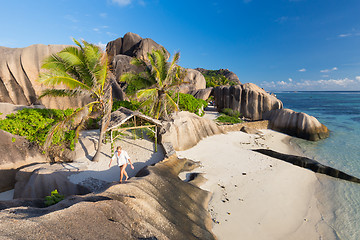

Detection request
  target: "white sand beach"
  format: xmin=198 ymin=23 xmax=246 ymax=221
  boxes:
xmin=177 ymin=129 xmax=337 ymax=240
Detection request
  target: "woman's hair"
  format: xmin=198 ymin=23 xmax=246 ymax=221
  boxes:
xmin=116 ymin=146 xmax=122 ymax=151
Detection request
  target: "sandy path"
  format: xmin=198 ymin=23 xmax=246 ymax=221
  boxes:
xmin=177 ymin=130 xmax=336 ymax=240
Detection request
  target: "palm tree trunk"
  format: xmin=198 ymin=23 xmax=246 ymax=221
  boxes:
xmin=92 ymin=114 xmax=107 ymax=162
xmin=92 ymin=84 xmax=112 ymax=162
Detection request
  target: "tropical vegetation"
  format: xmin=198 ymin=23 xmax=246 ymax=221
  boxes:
xmin=44 ymin=189 xmax=65 ymax=206
xmin=216 ymin=108 xmax=243 ymax=124
xmin=120 ymin=48 xmax=186 ymax=120
xmin=202 ymin=70 xmax=237 ymax=88
xmin=0 ymin=108 xmax=77 ymax=152
xmin=173 ymin=92 xmax=207 ymax=116
xmin=37 ymin=38 xmax=112 ymax=161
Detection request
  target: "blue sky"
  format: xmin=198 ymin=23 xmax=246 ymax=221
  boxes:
xmin=1 ymin=0 xmax=360 ymax=91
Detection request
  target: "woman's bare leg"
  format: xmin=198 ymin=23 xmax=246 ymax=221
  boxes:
xmin=120 ymin=165 xmax=126 ymax=183
xmin=124 ymin=169 xmax=129 ymax=181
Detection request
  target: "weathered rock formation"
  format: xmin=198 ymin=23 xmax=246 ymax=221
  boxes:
xmin=0 ymin=156 xmax=215 ymax=240
xmin=191 ymin=87 xmax=213 ymax=100
xmin=0 ymin=129 xmax=46 ymax=192
xmin=263 ymin=108 xmax=330 ymax=141
xmin=179 ymin=68 xmax=207 ymax=94
xmin=111 ymin=54 xmax=146 ymax=82
xmin=160 ymin=111 xmax=224 ymax=151
xmin=0 ymin=44 xmax=94 ymax=109
xmin=214 ymin=83 xmax=283 ymax=120
xmin=106 ymin=32 xmax=170 ymax=63
xmin=13 ymin=163 xmax=91 ymax=199
xmin=254 ymin=149 xmax=360 ymax=184
xmin=195 ymin=67 xmax=241 ymax=84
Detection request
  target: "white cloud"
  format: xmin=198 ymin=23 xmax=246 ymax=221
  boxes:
xmin=64 ymin=15 xmax=78 ymax=23
xmin=112 ymin=0 xmax=132 ymax=6
xmin=261 ymin=77 xmax=360 ymax=91
xmin=106 ymin=32 xmax=118 ymax=37
xmin=93 ymin=28 xmax=100 ymax=32
xmin=320 ymin=67 xmax=338 ymax=73
xmin=298 ymin=68 xmax=306 ymax=72
xmin=100 ymin=13 xmax=107 ymax=18
xmin=339 ymin=33 xmax=352 ymax=38
xmin=97 ymin=42 xmax=107 ymax=50
xmin=288 ymin=78 xmax=293 ymax=82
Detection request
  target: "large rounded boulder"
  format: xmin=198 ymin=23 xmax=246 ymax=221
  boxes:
xmin=160 ymin=111 xmax=224 ymax=151
xmin=0 ymin=44 xmax=92 ymax=109
xmin=214 ymin=83 xmax=283 ymax=120
xmin=179 ymin=68 xmax=207 ymax=94
xmin=0 ymin=129 xmax=46 ymax=192
xmin=106 ymin=32 xmax=170 ymax=63
xmin=263 ymin=108 xmax=330 ymax=141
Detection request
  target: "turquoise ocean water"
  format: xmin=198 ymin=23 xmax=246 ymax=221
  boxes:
xmin=275 ymin=91 xmax=360 ymax=240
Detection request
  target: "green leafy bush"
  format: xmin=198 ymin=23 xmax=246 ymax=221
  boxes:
xmin=221 ymin=108 xmax=241 ymax=118
xmin=173 ymin=93 xmax=207 ymax=116
xmin=202 ymin=70 xmax=237 ymax=88
xmin=216 ymin=114 xmax=242 ymax=124
xmin=216 ymin=108 xmax=243 ymax=124
xmin=0 ymin=108 xmax=76 ymax=150
xmin=44 ymin=189 xmax=65 ymax=206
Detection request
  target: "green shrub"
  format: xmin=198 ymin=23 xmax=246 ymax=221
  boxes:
xmin=173 ymin=93 xmax=207 ymax=116
xmin=0 ymin=108 xmax=76 ymax=150
xmin=202 ymin=70 xmax=238 ymax=88
xmin=216 ymin=114 xmax=242 ymax=124
xmin=221 ymin=108 xmax=241 ymax=118
xmin=216 ymin=108 xmax=243 ymax=124
xmin=44 ymin=189 xmax=65 ymax=206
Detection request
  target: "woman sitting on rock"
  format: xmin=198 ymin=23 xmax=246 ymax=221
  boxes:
xmin=109 ymin=146 xmax=134 ymax=183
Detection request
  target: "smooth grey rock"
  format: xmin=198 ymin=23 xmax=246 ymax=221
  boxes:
xmin=179 ymin=69 xmax=207 ymax=94
xmin=112 ymin=54 xmax=146 ymax=82
xmin=0 ymin=44 xmax=92 ymax=109
xmin=106 ymin=32 xmax=169 ymax=62
xmin=133 ymin=38 xmax=170 ymax=61
xmin=0 ymin=156 xmax=216 ymax=240
xmin=263 ymin=108 xmax=330 ymax=141
xmin=0 ymin=129 xmax=46 ymax=192
xmin=160 ymin=111 xmax=224 ymax=151
xmin=240 ymin=126 xmax=264 ymax=136
xmin=214 ymin=83 xmax=283 ymax=120
xmin=190 ymin=87 xmax=213 ymax=100
xmin=13 ymin=163 xmax=91 ymax=199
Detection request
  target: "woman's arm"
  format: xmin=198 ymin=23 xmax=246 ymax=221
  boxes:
xmin=128 ymin=158 xmax=134 ymax=169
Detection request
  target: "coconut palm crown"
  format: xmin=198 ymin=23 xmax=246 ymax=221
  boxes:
xmin=38 ymin=38 xmax=112 ymax=162
xmin=121 ymin=48 xmax=186 ymax=120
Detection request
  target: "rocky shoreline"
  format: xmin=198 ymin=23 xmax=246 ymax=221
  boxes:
xmin=0 ymin=32 xmax=334 ymax=239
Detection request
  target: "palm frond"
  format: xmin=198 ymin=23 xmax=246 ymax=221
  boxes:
xmin=39 ymin=89 xmax=84 ymax=99
xmin=43 ymin=102 xmax=97 ymax=151
xmin=130 ymin=58 xmax=147 ymax=67
xmin=38 ymin=73 xmax=92 ymax=91
xmin=137 ymin=88 xmax=158 ymax=100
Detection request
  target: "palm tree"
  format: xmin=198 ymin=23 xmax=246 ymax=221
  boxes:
xmin=121 ymin=48 xmax=185 ymax=120
xmin=38 ymin=39 xmax=112 ymax=162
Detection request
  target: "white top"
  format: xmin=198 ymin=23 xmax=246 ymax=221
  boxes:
xmin=112 ymin=150 xmax=130 ymax=166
